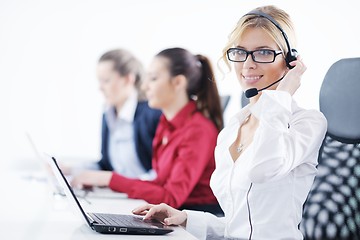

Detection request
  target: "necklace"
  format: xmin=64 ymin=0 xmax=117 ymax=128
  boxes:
xmin=236 ymin=115 xmax=251 ymax=153
xmin=236 ymin=143 xmax=245 ymax=153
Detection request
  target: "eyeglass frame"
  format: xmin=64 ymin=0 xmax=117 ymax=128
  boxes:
xmin=226 ymin=48 xmax=283 ymax=63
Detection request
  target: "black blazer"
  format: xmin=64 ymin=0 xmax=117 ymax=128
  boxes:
xmin=97 ymin=101 xmax=162 ymax=172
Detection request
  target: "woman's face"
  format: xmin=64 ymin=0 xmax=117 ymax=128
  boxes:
xmin=97 ymin=60 xmax=128 ymax=106
xmin=233 ymin=27 xmax=287 ymax=92
xmin=143 ymin=56 xmax=177 ymax=110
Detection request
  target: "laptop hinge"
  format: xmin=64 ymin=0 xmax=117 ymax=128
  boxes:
xmin=86 ymin=213 xmax=97 ymax=224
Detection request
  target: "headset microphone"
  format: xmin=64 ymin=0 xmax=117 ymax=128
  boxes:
xmin=244 ymin=76 xmax=284 ymax=98
xmin=243 ymin=11 xmax=298 ymax=98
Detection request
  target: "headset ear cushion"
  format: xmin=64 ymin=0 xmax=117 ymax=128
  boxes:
xmin=286 ymin=49 xmax=298 ymax=69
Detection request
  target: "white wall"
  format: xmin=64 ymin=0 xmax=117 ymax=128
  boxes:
xmin=1 ymin=0 xmax=360 ymax=171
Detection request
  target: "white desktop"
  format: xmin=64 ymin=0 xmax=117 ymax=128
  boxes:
xmin=0 ymin=167 xmax=197 ymax=240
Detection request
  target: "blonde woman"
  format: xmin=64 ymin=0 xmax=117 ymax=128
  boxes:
xmin=132 ymin=5 xmax=327 ymax=240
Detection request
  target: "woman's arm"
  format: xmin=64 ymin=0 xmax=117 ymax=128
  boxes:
xmin=248 ymin=90 xmax=327 ymax=183
xmin=109 ymin=124 xmax=217 ymax=208
xmin=133 ymin=203 xmax=226 ymax=240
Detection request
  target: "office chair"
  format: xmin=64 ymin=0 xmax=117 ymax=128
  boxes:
xmin=300 ymin=58 xmax=360 ymax=239
xmin=220 ymin=95 xmax=231 ymax=112
xmin=241 ymin=92 xmax=249 ymax=108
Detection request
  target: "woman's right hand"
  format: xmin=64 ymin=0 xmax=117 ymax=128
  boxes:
xmin=277 ymin=55 xmax=307 ymax=96
xmin=132 ymin=203 xmax=188 ymax=226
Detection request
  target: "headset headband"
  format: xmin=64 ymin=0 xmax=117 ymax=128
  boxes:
xmin=244 ymin=10 xmax=297 ymax=69
xmin=244 ymin=11 xmax=292 ymax=54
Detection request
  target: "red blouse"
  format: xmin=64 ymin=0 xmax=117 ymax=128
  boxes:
xmin=109 ymin=101 xmax=219 ymax=208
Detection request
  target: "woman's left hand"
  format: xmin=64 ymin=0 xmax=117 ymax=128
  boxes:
xmin=277 ymin=56 xmax=307 ymax=95
xmin=70 ymin=170 xmax=112 ymax=188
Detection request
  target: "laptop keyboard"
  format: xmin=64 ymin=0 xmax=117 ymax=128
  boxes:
xmin=90 ymin=213 xmax=159 ymax=227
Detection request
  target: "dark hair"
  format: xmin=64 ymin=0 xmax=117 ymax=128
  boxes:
xmin=156 ymin=48 xmax=223 ymax=131
xmin=99 ymin=49 xmax=144 ymax=97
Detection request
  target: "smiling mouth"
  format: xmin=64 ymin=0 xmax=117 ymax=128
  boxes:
xmin=242 ymin=75 xmax=263 ymax=84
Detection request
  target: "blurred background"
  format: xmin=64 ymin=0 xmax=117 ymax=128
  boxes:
xmin=1 ymin=0 xmax=359 ymax=172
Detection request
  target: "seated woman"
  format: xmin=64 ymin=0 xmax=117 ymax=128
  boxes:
xmin=132 ymin=5 xmax=327 ymax=240
xmin=63 ymin=49 xmax=161 ymax=179
xmin=71 ymin=47 xmax=224 ymax=215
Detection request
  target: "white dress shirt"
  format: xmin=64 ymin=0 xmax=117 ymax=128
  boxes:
xmin=185 ymin=90 xmax=327 ymax=240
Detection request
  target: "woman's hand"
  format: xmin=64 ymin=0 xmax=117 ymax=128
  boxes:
xmin=132 ymin=203 xmax=188 ymax=226
xmin=70 ymin=170 xmax=112 ymax=188
xmin=277 ymin=56 xmax=307 ymax=95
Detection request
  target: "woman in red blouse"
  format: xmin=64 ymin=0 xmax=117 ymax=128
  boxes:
xmin=71 ymin=47 xmax=224 ymax=214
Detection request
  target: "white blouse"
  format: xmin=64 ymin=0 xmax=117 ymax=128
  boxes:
xmin=106 ymin=90 xmax=146 ymax=178
xmin=185 ymin=90 xmax=327 ymax=240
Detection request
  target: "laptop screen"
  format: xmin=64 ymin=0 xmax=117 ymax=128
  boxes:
xmin=47 ymin=155 xmax=93 ymax=227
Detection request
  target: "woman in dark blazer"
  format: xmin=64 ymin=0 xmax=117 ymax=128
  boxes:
xmin=98 ymin=100 xmax=161 ymax=173
xmin=64 ymin=49 xmax=161 ymax=179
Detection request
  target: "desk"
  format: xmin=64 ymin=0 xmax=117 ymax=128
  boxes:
xmin=0 ymin=170 xmax=198 ymax=240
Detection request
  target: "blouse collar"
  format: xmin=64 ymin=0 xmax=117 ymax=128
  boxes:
xmin=160 ymin=100 xmax=197 ymax=130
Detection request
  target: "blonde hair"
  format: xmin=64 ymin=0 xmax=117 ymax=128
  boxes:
xmin=99 ymin=48 xmax=145 ymax=100
xmin=222 ymin=5 xmax=296 ymax=71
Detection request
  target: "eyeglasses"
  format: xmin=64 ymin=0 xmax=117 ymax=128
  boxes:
xmin=227 ymin=48 xmax=283 ymax=63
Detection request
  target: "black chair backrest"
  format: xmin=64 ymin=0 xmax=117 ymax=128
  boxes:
xmin=319 ymin=58 xmax=360 ymax=143
xmin=300 ymin=58 xmax=360 ymax=239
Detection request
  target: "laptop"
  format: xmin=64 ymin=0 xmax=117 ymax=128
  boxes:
xmin=47 ymin=155 xmax=174 ymax=235
xmin=25 ymin=132 xmax=64 ymax=194
xmin=26 ymin=132 xmax=127 ymax=199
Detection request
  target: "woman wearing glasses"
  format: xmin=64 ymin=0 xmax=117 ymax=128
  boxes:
xmin=71 ymin=47 xmax=224 ymax=215
xmin=132 ymin=5 xmax=327 ymax=240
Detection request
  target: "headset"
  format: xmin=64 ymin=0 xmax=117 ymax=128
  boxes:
xmin=243 ymin=10 xmax=298 ymax=98
xmin=245 ymin=10 xmax=298 ymax=69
